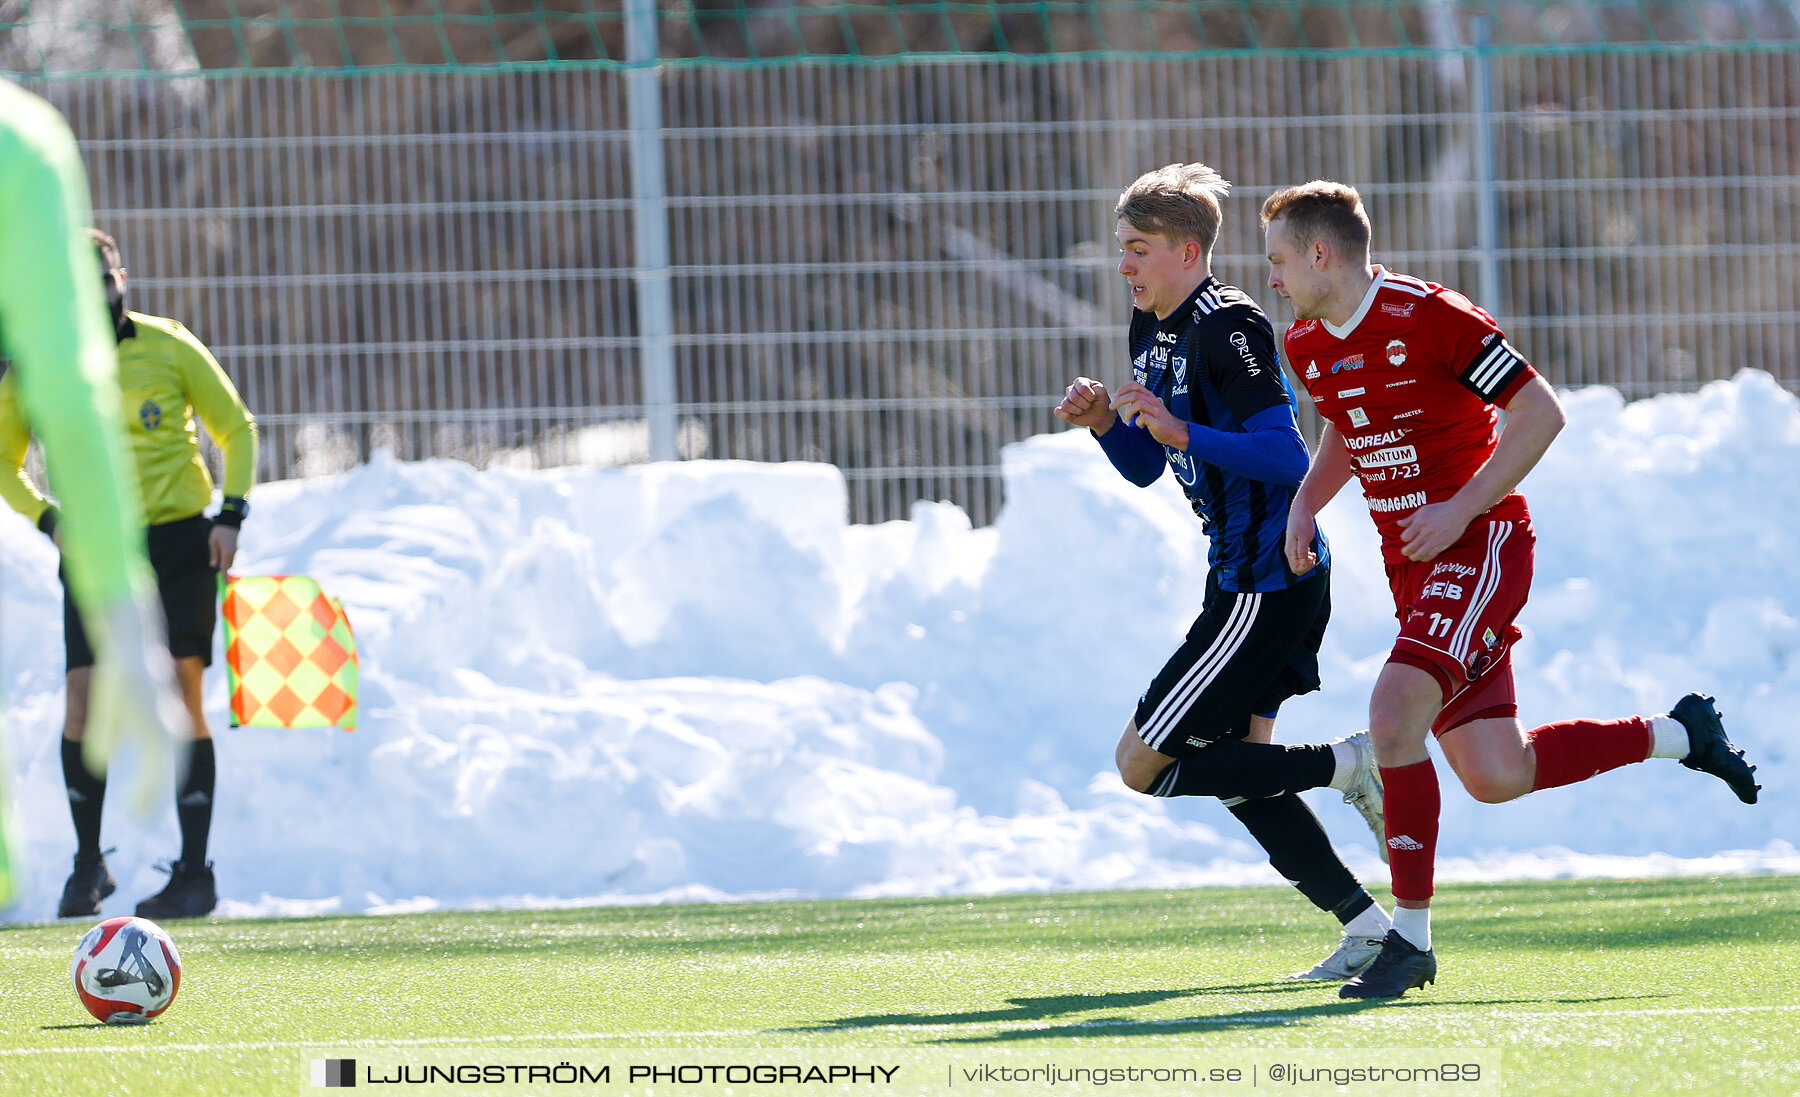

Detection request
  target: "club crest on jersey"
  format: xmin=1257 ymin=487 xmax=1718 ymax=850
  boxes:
xmin=1172 ymin=356 xmax=1188 ymax=395
xmin=1332 ymin=354 xmax=1365 ymax=373
xmin=1348 ymin=407 xmax=1370 ymax=428
xmin=1466 ymin=626 xmax=1504 ymax=679
xmin=1304 ymin=360 xmax=1320 ymax=380
xmin=139 ymin=399 xmax=163 ymax=431
xmin=1387 ymin=339 xmax=1407 ymax=366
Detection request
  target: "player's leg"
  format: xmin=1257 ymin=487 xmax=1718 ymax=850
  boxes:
xmin=1433 ymin=639 xmax=1757 ymax=803
xmin=1364 ymin=659 xmax=1442 ymax=912
xmin=1117 ymin=574 xmax=1390 ymax=975
xmin=1240 ymin=593 xmax=1392 ymax=978
xmin=58 ymin=580 xmax=115 ymax=918
xmin=1229 ymin=726 xmax=1391 ymax=980
xmin=1339 ymin=658 xmax=1442 ymax=999
xmin=171 ymin=654 xmax=215 ymax=864
xmin=135 ymin=516 xmax=218 ymax=919
xmin=1439 ymin=651 xmax=1655 ymax=801
xmin=1127 ymin=574 xmax=1368 ymax=802
xmin=1119 ymin=718 xmax=1390 ymax=979
xmin=1348 ymin=519 xmax=1531 ymax=996
xmin=1509 ymin=695 xmax=1756 ymax=804
xmin=1437 ymin=714 xmax=1533 ymax=802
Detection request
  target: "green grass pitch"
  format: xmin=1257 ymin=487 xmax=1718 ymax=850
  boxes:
xmin=2 ymin=875 xmax=1794 ymax=1096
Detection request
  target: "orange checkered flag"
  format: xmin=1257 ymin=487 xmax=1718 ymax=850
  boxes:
xmin=221 ymin=575 xmax=359 ymax=731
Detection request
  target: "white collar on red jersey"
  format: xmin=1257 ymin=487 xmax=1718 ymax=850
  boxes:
xmin=1323 ymin=265 xmax=1390 ymax=341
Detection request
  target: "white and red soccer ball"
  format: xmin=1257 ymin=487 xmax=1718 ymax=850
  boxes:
xmin=71 ymin=916 xmax=182 ymax=1024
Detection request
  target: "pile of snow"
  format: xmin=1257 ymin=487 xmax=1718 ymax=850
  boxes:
xmin=3 ymin=372 xmax=1794 ymax=921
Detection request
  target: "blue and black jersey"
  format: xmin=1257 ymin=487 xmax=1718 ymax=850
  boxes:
xmin=1094 ymin=277 xmax=1328 ymax=592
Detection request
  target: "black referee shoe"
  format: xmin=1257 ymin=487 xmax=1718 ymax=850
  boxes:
xmin=1338 ymin=931 xmax=1436 ymax=999
xmin=58 ymin=850 xmax=116 ymax=918
xmin=1670 ymin=693 xmax=1760 ymax=804
xmin=135 ymin=859 xmax=217 ymax=920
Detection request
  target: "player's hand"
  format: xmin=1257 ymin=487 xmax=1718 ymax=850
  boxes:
xmin=1396 ymin=501 xmax=1474 ymax=562
xmin=82 ymin=591 xmax=191 ymax=818
xmin=1109 ymin=382 xmax=1189 ymax=449
xmin=1055 ymin=377 xmax=1118 ymax=433
xmin=209 ymin=523 xmax=239 ymax=572
xmin=1284 ymin=506 xmax=1320 ymax=576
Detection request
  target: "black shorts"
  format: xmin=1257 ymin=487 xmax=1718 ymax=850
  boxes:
xmin=1132 ymin=566 xmax=1330 ymax=756
xmin=64 ymin=514 xmax=218 ymax=672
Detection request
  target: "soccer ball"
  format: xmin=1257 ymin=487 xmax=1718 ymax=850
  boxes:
xmin=71 ymin=916 xmax=182 ymax=1024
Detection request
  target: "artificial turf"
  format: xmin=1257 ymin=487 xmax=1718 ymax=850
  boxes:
xmin=1 ymin=874 xmax=1793 ymax=1095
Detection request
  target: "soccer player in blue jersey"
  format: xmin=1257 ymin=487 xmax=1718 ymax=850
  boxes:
xmin=1057 ymin=164 xmax=1391 ymax=979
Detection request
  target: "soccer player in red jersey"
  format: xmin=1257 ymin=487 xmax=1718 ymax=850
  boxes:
xmin=1259 ymin=180 xmax=1761 ymax=999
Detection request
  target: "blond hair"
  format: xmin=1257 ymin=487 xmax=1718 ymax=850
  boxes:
xmin=1115 ymin=163 xmax=1232 ymax=255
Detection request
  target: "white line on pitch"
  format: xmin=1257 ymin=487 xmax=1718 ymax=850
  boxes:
xmin=0 ymin=1031 xmax=757 ymax=1057
xmin=7 ymin=1003 xmax=1795 ymax=1055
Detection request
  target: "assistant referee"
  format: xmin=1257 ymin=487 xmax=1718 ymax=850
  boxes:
xmin=0 ymin=228 xmax=257 ymax=920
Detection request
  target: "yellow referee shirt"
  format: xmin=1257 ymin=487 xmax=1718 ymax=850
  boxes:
xmin=0 ymin=310 xmax=257 ymax=528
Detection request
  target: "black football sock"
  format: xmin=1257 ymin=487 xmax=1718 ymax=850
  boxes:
xmin=1226 ymin=792 xmax=1370 ymax=920
xmin=1146 ymin=738 xmax=1334 ymax=800
xmin=61 ymin=737 xmax=107 ymax=860
xmin=177 ymin=737 xmax=216 ymax=867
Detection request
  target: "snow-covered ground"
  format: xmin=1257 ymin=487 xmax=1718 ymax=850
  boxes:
xmin=3 ymin=371 xmax=1794 ymax=922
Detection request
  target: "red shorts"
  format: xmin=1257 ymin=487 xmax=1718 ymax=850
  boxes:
xmin=1385 ymin=517 xmax=1535 ymax=736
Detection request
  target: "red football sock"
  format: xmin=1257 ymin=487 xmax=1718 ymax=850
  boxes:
xmin=1381 ymin=759 xmax=1440 ymax=904
xmin=1527 ymin=716 xmax=1652 ymax=791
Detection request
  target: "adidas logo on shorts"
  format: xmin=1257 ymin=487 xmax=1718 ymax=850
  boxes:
xmin=1387 ymin=834 xmax=1425 ymax=851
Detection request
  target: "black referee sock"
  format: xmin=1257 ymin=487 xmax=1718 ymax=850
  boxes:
xmin=61 ymin=737 xmax=107 ymax=860
xmin=1226 ymin=793 xmax=1370 ymax=921
xmin=1146 ymin=738 xmax=1335 ymax=800
xmin=177 ymin=738 xmax=216 ymax=867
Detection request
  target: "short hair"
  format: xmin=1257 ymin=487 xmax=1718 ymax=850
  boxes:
xmin=86 ymin=227 xmax=123 ymax=276
xmin=1115 ymin=163 xmax=1232 ymax=256
xmin=1259 ymin=181 xmax=1371 ymax=262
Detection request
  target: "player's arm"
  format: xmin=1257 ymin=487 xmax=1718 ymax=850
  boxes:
xmin=173 ymin=322 xmax=257 ymax=569
xmin=1172 ymin=404 xmax=1309 ymax=485
xmin=1286 ymin=422 xmax=1354 ymax=576
xmin=1060 ymin=375 xmax=1166 ymax=486
xmin=0 ymin=372 xmax=56 ymax=533
xmin=0 ymin=84 xmax=189 ymax=809
xmin=0 ymin=94 xmax=146 ymax=613
xmin=1180 ymin=310 xmax=1309 ymax=486
xmin=1397 ymin=373 xmax=1564 ymax=561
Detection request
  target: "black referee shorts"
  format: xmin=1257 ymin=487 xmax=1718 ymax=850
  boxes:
xmin=1132 ymin=566 xmax=1330 ymax=756
xmin=64 ymin=514 xmax=218 ymax=672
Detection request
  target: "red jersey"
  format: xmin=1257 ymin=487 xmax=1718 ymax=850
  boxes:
xmin=1286 ymin=267 xmax=1539 ymax=564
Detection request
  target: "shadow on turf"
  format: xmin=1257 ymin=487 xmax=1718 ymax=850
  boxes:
xmin=941 ymin=991 xmax=1675 ymax=1043
xmin=776 ymin=981 xmax=1354 ymax=1035
xmin=778 ymin=984 xmax=1671 ymax=1041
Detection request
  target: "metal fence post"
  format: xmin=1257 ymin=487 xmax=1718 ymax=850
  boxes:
xmin=628 ymin=0 xmax=677 ymax=461
xmin=1472 ymin=13 xmax=1503 ymax=320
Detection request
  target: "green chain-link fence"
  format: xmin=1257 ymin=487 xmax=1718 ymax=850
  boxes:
xmin=6 ymin=2 xmax=1799 ymax=522
xmin=10 ymin=2 xmax=1800 ymax=72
